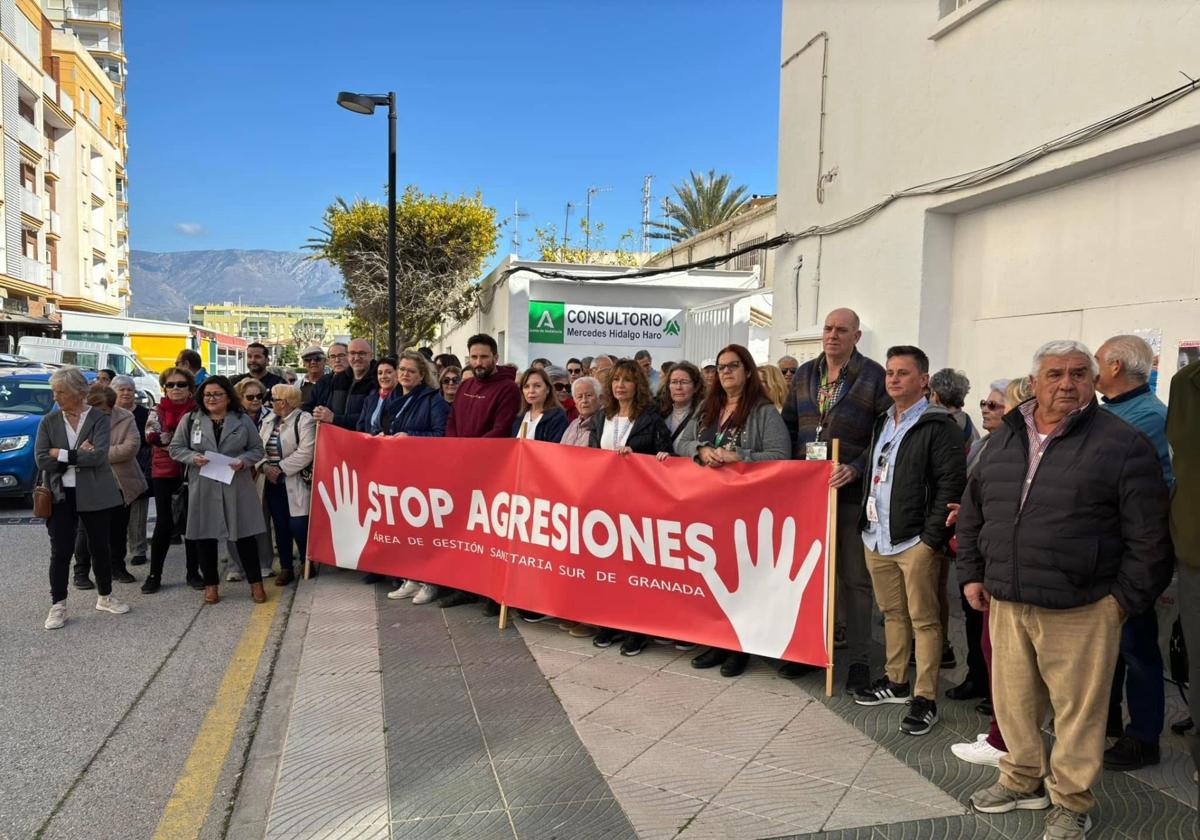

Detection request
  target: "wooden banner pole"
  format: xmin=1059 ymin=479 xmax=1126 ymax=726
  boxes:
xmin=304 ymin=421 xmax=319 ymax=581
xmin=825 ymin=439 xmax=841 ymax=698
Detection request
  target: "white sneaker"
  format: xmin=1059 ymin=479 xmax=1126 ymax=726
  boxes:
xmin=412 ymin=584 xmax=439 ymax=605
xmin=95 ymin=594 xmax=130 ymax=615
xmin=388 ymin=580 xmax=422 ymax=600
xmin=951 ymin=733 xmax=1006 ymax=767
xmin=45 ymin=602 xmax=67 ymax=630
xmin=225 ymin=570 xmax=244 ymax=582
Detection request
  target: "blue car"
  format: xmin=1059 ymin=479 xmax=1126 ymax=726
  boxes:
xmin=0 ymin=368 xmax=97 ymax=500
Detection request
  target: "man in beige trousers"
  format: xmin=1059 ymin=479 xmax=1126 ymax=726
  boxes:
xmin=956 ymin=340 xmax=1173 ymax=840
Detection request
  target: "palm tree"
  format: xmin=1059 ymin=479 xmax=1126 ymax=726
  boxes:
xmin=647 ymin=169 xmax=750 ymax=243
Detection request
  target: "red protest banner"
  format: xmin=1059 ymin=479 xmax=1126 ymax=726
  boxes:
xmin=308 ymin=424 xmax=835 ymax=667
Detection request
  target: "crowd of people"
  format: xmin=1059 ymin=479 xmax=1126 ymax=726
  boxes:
xmin=30 ymin=310 xmax=1199 ymax=839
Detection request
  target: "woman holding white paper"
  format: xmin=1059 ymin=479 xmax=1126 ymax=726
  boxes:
xmin=169 ymin=375 xmax=268 ymax=605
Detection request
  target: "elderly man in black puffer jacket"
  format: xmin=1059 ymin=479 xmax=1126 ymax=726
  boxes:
xmin=956 ymin=339 xmax=1172 ymax=840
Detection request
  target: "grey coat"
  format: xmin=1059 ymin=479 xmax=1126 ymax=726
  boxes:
xmin=169 ymin=410 xmax=266 ymax=540
xmin=34 ymin=408 xmax=124 ymax=512
xmin=674 ymin=399 xmax=792 ymax=463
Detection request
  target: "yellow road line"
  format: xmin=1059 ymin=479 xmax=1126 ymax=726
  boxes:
xmin=152 ymin=595 xmax=281 ymax=840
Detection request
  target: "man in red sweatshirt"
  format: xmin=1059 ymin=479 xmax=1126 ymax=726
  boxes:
xmin=434 ymin=333 xmax=521 ymax=610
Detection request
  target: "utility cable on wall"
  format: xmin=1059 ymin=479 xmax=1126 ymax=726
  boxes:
xmin=504 ymin=76 xmax=1200 ymax=285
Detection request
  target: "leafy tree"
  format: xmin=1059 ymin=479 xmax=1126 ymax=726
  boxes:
xmin=647 ymin=169 xmax=749 ymax=243
xmin=532 ymin=219 xmax=640 ymax=267
xmin=306 ymin=190 xmax=498 ymax=349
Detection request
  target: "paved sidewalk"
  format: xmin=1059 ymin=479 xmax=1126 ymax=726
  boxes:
xmin=257 ymin=573 xmax=1199 ymax=839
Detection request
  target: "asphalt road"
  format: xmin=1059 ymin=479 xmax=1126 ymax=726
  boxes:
xmin=0 ymin=513 xmax=293 ymax=840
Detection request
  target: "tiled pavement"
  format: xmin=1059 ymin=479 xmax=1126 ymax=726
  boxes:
xmin=262 ymin=573 xmax=1198 ymax=839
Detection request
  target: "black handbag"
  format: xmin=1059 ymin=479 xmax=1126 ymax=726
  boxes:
xmin=171 ymin=483 xmax=188 ymax=533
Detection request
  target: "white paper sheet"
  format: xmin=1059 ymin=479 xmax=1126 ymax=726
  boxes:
xmin=198 ymin=450 xmax=238 ymax=485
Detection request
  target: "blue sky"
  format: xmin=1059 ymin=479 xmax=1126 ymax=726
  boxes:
xmin=126 ymin=1 xmax=781 ymax=261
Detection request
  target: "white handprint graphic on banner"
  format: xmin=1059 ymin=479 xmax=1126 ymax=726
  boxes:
xmin=690 ymin=508 xmax=822 ymax=658
xmin=317 ymin=462 xmax=381 ymax=569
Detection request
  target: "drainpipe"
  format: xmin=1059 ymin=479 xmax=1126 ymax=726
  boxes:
xmin=781 ymin=31 xmax=832 ymax=204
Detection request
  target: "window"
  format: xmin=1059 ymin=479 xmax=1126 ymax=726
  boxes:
xmin=62 ymin=350 xmax=100 ymax=369
xmin=732 ymin=234 xmax=766 ymax=272
xmin=107 ymin=354 xmax=132 ymax=375
xmin=89 ymin=93 xmax=101 ymax=126
xmin=14 ymin=12 xmax=40 ymax=62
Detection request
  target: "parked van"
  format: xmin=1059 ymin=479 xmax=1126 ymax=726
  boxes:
xmin=17 ymin=336 xmax=162 ymax=401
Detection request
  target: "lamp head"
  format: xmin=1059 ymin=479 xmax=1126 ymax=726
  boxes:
xmin=337 ymin=91 xmax=381 ymax=115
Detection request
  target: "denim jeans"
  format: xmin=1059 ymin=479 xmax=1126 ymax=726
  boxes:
xmin=1107 ymin=607 xmax=1164 ymax=743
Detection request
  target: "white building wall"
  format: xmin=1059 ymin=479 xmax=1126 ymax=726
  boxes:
xmin=773 ymin=0 xmax=1200 ymax=416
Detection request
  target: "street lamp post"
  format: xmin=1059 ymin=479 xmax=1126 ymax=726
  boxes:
xmin=336 ymin=90 xmax=398 ymax=356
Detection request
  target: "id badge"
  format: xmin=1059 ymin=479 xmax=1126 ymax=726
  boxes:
xmin=191 ymin=423 xmax=203 ymax=446
xmin=877 ymin=461 xmax=889 ymax=483
xmin=805 ymin=441 xmax=828 ymax=461
xmin=865 ymin=496 xmax=879 ymax=523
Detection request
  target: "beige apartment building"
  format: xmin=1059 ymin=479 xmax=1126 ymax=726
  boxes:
xmin=0 ymin=0 xmax=128 ymax=350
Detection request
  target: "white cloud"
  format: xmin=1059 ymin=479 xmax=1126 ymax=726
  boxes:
xmin=175 ymin=222 xmax=207 ymax=236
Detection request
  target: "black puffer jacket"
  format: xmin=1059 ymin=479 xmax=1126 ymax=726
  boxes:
xmin=956 ymin=400 xmax=1172 ymax=616
xmin=857 ymin=404 xmax=966 ymax=550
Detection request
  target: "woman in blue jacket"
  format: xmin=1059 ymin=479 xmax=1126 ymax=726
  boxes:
xmin=511 ymin=367 xmax=568 ymax=442
xmin=384 ymin=351 xmax=451 ymax=604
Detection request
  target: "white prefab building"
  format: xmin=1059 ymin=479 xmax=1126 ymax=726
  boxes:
xmin=435 ymin=257 xmax=767 ymax=368
xmin=772 ymin=0 xmax=1200 ymax=413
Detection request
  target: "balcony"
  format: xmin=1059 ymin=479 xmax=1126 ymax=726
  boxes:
xmin=42 ymin=76 xmax=56 ymax=100
xmin=60 ymin=90 xmax=74 ymax=115
xmin=91 ymin=173 xmax=106 ymax=198
xmin=46 ymin=209 xmax=61 ymax=236
xmin=91 ymin=228 xmax=106 ymax=252
xmin=18 ymin=119 xmax=42 ymax=154
xmin=47 ymin=151 xmax=61 ymax=177
xmin=22 ymin=257 xmax=44 ymax=286
xmin=20 ymin=188 xmax=42 ymax=219
xmin=67 ymin=5 xmax=120 ymax=24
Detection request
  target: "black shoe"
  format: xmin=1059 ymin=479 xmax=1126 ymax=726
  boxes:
xmin=593 ymin=628 xmax=624 ymax=648
xmin=186 ymin=573 xmax=205 ymax=591
xmin=361 ymin=572 xmax=385 ymax=584
xmin=976 ymin=698 xmax=993 ymax=716
xmin=691 ymin=648 xmax=729 ymax=669
xmin=941 ymin=643 xmax=957 ymax=669
xmin=520 ymin=611 xmax=552 ymax=623
xmin=434 ymin=590 xmax=478 ymax=609
xmin=720 ymin=652 xmax=749 ymax=677
xmin=481 ymin=600 xmax=501 ymax=617
xmin=112 ymin=568 xmax=136 ymax=584
xmin=1103 ymin=735 xmax=1160 ymax=771
xmin=778 ymin=661 xmax=819 ymax=679
xmin=947 ymin=678 xmax=988 ymax=700
xmin=73 ymin=576 xmax=95 ymax=590
xmin=140 ymin=575 xmax=160 ymax=594
xmin=620 ymin=635 xmax=648 ymax=656
xmin=855 ymin=677 xmax=911 ymax=706
xmin=129 ymin=554 xmax=148 ymax=566
xmin=844 ymin=663 xmax=871 ymax=696
xmin=900 ymin=696 xmax=939 ymax=736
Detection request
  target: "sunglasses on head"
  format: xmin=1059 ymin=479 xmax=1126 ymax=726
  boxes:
xmin=980 ymin=400 xmax=1004 ymax=411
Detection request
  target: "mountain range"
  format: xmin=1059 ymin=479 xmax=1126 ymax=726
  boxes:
xmin=128 ymin=250 xmax=347 ymax=321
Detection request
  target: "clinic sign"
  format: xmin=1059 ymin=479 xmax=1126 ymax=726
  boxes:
xmin=529 ymin=300 xmax=683 ymax=348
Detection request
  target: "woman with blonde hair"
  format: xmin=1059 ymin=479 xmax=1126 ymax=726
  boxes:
xmin=758 ymin=364 xmax=789 ymax=411
xmin=258 ymin=383 xmax=316 ymax=586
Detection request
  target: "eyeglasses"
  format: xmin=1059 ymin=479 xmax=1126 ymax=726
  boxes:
xmin=716 ymin=361 xmax=743 ymax=373
xmin=397 ymin=367 xmax=421 ymax=376
xmin=877 ymin=440 xmax=894 ymax=468
xmin=980 ymin=400 xmax=1004 ymax=411
xmin=553 ymin=383 xmax=570 ymax=392
xmin=164 ymin=381 xmax=189 ymax=389
xmin=669 ymin=379 xmax=692 ymax=387
xmin=566 ymin=367 xmax=582 ymax=374
xmin=441 ymin=376 xmax=460 ymax=385
xmin=244 ymin=393 xmax=264 ymax=402
xmin=202 ymin=392 xmax=227 ymax=401
xmin=780 ymin=368 xmax=797 ymax=376
xmin=348 ymin=351 xmax=370 ymax=358
xmin=304 ymin=356 xmax=325 ymax=363
xmin=328 ymin=353 xmax=347 ymax=360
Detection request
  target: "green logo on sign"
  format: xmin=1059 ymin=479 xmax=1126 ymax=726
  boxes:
xmin=663 ymin=319 xmax=681 ymax=337
xmin=529 ymin=300 xmax=565 ymax=344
